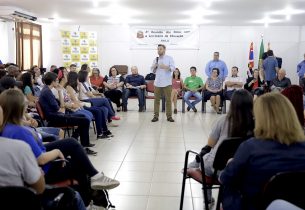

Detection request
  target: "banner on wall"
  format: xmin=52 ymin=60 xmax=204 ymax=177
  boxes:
xmin=60 ymin=30 xmax=98 ymax=68
xmin=130 ymin=26 xmax=199 ymax=49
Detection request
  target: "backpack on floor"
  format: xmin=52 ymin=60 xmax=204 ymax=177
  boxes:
xmin=41 ymin=186 xmax=79 ymax=210
xmin=90 ymin=189 xmax=115 ymax=209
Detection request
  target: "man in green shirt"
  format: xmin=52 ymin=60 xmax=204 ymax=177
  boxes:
xmin=183 ymin=66 xmax=204 ymax=112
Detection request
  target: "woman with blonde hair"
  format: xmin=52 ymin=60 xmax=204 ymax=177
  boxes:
xmin=220 ymin=92 xmax=305 ymax=210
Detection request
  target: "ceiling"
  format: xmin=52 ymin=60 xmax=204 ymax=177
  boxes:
xmin=1 ymin=0 xmax=305 ymax=26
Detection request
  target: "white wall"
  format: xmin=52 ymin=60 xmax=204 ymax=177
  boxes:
xmin=0 ymin=22 xmax=15 ymax=64
xmin=3 ymin=23 xmax=305 ymax=84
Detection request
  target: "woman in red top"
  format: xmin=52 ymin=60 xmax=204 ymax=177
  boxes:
xmin=172 ymin=68 xmax=183 ymax=114
xmin=90 ymin=68 xmax=104 ymax=92
xmin=244 ymin=69 xmax=264 ymax=100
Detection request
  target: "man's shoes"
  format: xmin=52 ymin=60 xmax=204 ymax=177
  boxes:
xmin=138 ymin=107 xmax=143 ymax=112
xmin=117 ymin=107 xmax=121 ymax=112
xmin=187 ymin=106 xmax=191 ymax=111
xmin=193 ymin=107 xmax=197 ymax=112
xmin=174 ymin=108 xmax=177 ymax=114
xmin=217 ymin=111 xmax=222 ymax=114
xmin=151 ymin=117 xmax=159 ymax=122
xmin=91 ymin=172 xmax=120 ymax=190
xmin=167 ymin=117 xmax=175 ymax=122
xmin=87 ymin=143 xmax=95 ymax=147
xmin=97 ymin=134 xmax=111 ymax=139
xmin=104 ymin=130 xmax=114 ymax=137
xmin=85 ymin=148 xmax=97 ymax=156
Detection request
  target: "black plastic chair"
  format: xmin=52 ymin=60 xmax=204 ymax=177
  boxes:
xmin=0 ymin=186 xmax=42 ymax=210
xmin=179 ymin=137 xmax=244 ymax=210
xmin=261 ymin=171 xmax=305 ymax=210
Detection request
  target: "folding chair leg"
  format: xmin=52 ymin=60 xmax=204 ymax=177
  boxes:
xmin=203 ymin=186 xmax=211 ymax=210
xmin=216 ymin=185 xmax=223 ymax=210
xmin=92 ymin=121 xmax=96 ymax=134
xmin=179 ymin=151 xmax=191 ymax=210
xmin=199 ymin=156 xmax=210 ymax=210
xmin=223 ymin=100 xmax=226 ymax=114
xmin=182 ymin=99 xmax=185 ymax=113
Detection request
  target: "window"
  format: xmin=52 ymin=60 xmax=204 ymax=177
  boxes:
xmin=16 ymin=22 xmax=42 ymax=70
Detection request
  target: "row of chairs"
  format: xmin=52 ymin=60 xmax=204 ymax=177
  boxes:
xmin=125 ymin=80 xmax=229 ymax=113
xmin=35 ymin=101 xmax=97 ymax=138
xmin=179 ymin=138 xmax=305 ymax=210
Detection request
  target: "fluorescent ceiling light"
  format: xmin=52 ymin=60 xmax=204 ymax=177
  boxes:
xmin=177 ymin=18 xmax=213 ymax=25
xmin=89 ymin=4 xmax=143 ymax=17
xmin=92 ymin=0 xmax=99 ymax=8
xmin=252 ymin=16 xmax=282 ymax=24
xmin=107 ymin=17 xmax=143 ymax=25
xmin=183 ymin=6 xmax=218 ymax=16
xmin=271 ymin=7 xmax=305 ymax=16
xmin=38 ymin=17 xmax=72 ymax=23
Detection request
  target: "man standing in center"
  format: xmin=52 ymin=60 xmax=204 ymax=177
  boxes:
xmin=151 ymin=44 xmax=175 ymax=122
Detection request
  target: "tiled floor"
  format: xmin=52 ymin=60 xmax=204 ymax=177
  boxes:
xmin=88 ymin=100 xmax=224 ymax=210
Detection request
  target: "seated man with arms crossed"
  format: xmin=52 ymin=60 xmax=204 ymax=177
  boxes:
xmin=224 ymin=66 xmax=244 ymax=100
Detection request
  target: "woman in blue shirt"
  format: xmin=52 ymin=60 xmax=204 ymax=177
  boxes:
xmin=0 ymin=89 xmax=120 ymax=206
xmin=220 ymin=93 xmax=305 ymax=210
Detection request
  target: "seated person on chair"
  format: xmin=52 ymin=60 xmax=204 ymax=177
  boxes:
xmin=244 ymin=69 xmax=265 ymax=100
xmin=0 ymin=75 xmax=64 ymax=142
xmin=122 ymin=66 xmax=146 ymax=112
xmin=38 ymin=72 xmax=97 ymax=155
xmin=187 ymin=89 xmax=254 ymax=207
xmin=90 ymin=68 xmax=104 ymax=93
xmin=205 ymin=68 xmax=223 ymax=114
xmin=103 ymin=66 xmax=125 ymax=112
xmin=271 ymin=69 xmax=291 ymax=92
xmin=65 ymin=71 xmax=113 ymax=139
xmin=21 ymin=72 xmax=39 ymax=108
xmin=219 ymin=93 xmax=305 ymax=210
xmin=224 ymin=66 xmax=244 ymax=100
xmin=183 ymin=66 xmax=203 ymax=113
xmin=0 ymin=89 xmax=120 ymax=208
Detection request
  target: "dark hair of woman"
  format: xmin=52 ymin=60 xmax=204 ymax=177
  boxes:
xmin=172 ymin=68 xmax=181 ymax=79
xmin=109 ymin=66 xmax=118 ymax=77
xmin=65 ymin=71 xmax=79 ymax=92
xmin=78 ymin=70 xmax=89 ymax=83
xmin=21 ymin=72 xmax=34 ymax=95
xmin=80 ymin=64 xmax=89 ymax=71
xmin=227 ymin=89 xmax=254 ymax=138
xmin=212 ymin=68 xmax=220 ymax=76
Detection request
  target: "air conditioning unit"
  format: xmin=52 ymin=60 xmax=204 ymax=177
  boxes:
xmin=0 ymin=6 xmax=37 ymax=22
